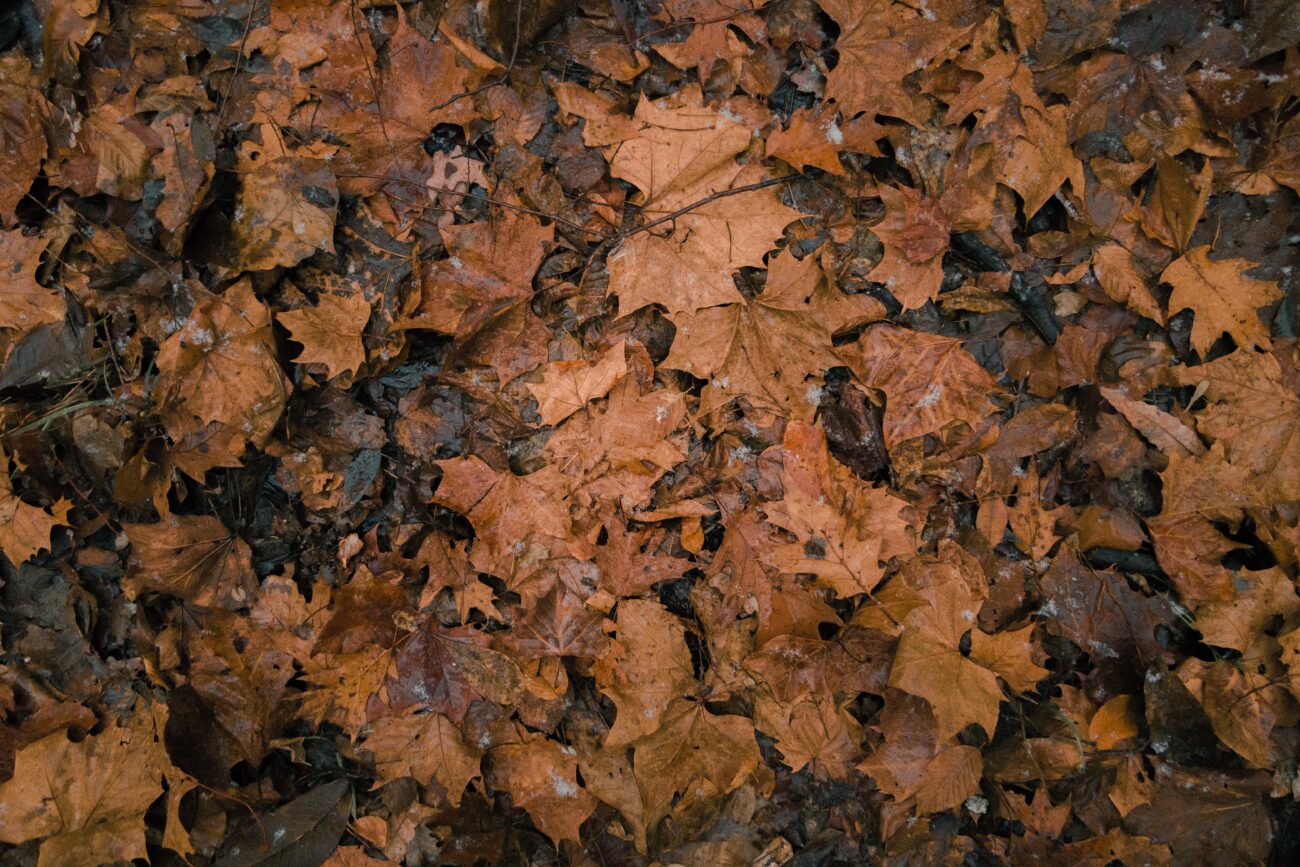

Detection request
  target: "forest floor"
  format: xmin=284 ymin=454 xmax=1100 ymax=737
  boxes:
xmin=1 ymin=0 xmax=1300 ymax=865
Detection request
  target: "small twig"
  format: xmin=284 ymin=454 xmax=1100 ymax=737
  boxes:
xmin=2 ymin=398 xmax=118 ymax=438
xmin=587 ymin=173 xmax=802 ymax=271
xmin=215 ymin=0 xmax=259 ymax=131
xmin=425 ymin=0 xmax=525 ymax=115
xmin=612 ymin=174 xmax=800 ymax=245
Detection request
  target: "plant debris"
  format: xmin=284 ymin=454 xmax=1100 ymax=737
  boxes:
xmin=1 ymin=0 xmax=1299 ymax=864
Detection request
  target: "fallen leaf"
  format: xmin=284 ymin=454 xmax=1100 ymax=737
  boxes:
xmin=279 ymin=293 xmax=371 ymax=380
xmin=1101 ymin=386 xmax=1204 ymax=458
xmin=0 ymin=230 xmax=63 ymax=335
xmin=526 ymin=341 xmax=627 ymax=426
xmin=1162 ymin=247 xmax=1283 ymax=355
xmin=0 ymin=709 xmax=177 ymax=867
xmin=1089 ymin=694 xmax=1141 ymax=750
xmin=123 ymin=514 xmax=257 ymax=609
xmin=215 ymin=779 xmax=350 ymax=867
xmin=764 ymin=421 xmax=913 ymax=599
xmin=486 ymin=736 xmax=596 ymax=844
xmin=365 ymin=708 xmax=481 ymax=804
xmin=839 ymin=324 xmax=997 ymax=447
xmin=868 ymin=184 xmax=950 ymax=310
xmin=596 ymin=598 xmax=696 ymax=746
xmin=631 ymin=699 xmax=761 ymax=828
xmin=664 ymin=252 xmax=881 ymax=420
xmin=228 ymin=154 xmax=338 ymax=274
xmin=0 ymin=454 xmax=70 ymax=566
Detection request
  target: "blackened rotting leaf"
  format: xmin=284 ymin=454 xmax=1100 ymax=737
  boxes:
xmin=1143 ymin=668 xmax=1222 ymax=768
xmin=300 ymin=185 xmax=337 ymax=210
xmin=215 ymin=779 xmax=350 ymax=867
xmin=0 ymin=320 xmax=90 ymax=391
xmin=339 ymin=449 xmax=382 ymax=512
xmin=819 ymin=379 xmax=890 ymax=481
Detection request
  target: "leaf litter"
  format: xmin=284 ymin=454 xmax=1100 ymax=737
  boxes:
xmin=0 ymin=0 xmax=1299 ymax=864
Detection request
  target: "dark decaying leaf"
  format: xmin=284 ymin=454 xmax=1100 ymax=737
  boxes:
xmin=215 ymin=779 xmax=350 ymax=867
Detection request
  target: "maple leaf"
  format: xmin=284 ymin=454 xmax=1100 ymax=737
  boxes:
xmin=387 ymin=619 xmax=523 ymax=722
xmin=1195 ymin=567 xmax=1300 ymax=694
xmin=868 ymin=184 xmax=951 ymax=310
xmin=887 ymin=569 xmax=1003 ymax=740
xmin=299 ymin=648 xmax=392 ymax=732
xmin=313 ymin=566 xmax=412 ymax=654
xmin=181 ymin=612 xmax=299 ymax=773
xmin=595 ymin=598 xmax=696 ymax=747
xmin=0 ymin=454 xmax=70 ymax=567
xmin=654 ymin=0 xmax=767 ymax=76
xmin=123 ymin=514 xmax=257 ymax=609
xmin=432 ymin=455 xmax=572 ymax=585
xmin=0 ymin=230 xmax=64 ymax=335
xmin=460 ymin=301 xmax=550 ymax=385
xmin=764 ymin=421 xmax=913 ymax=599
xmin=746 ymin=631 xmax=891 ymax=705
xmin=1148 ymin=446 xmax=1252 ymax=604
xmin=0 ymin=57 xmax=48 ymax=223
xmin=766 ymin=105 xmax=885 ymax=175
xmin=937 ymin=51 xmax=1084 ymax=224
xmin=816 ymin=0 xmax=969 ymax=124
xmin=1041 ymin=549 xmax=1176 ymax=699
xmin=1007 ymin=461 xmax=1069 ymax=559
xmin=153 ymin=279 xmax=289 ymax=474
xmin=1092 ymin=243 xmax=1164 ymax=324
xmin=68 ymin=102 xmax=157 ymax=201
xmin=228 ymin=152 xmax=338 ymax=274
xmin=631 ymin=699 xmax=761 ymax=829
xmin=365 ymin=708 xmax=481 ymax=804
xmin=151 ymin=112 xmax=215 ymax=252
xmin=1177 ymin=658 xmax=1278 ymax=769
xmin=1144 ymin=157 xmax=1213 ymax=253
xmin=1172 ymin=347 xmax=1300 ymax=503
xmin=1060 ymin=829 xmax=1172 ymax=867
xmin=664 ymin=252 xmax=881 ymax=421
xmin=857 ymin=690 xmax=983 ymax=816
xmin=606 ymin=86 xmax=801 ymax=313
xmin=486 ymin=736 xmax=596 ymax=844
xmin=1161 ymin=247 xmax=1283 ymax=355
xmin=378 ymin=8 xmax=480 ymax=136
xmin=575 ymin=737 xmax=652 ymax=852
xmin=608 ymin=165 xmax=800 ymax=314
xmin=839 ymin=324 xmax=997 ymax=447
xmin=754 ymin=693 xmax=864 ymax=780
xmin=1124 ymin=761 xmax=1272 ymax=864
xmin=526 ymin=341 xmax=628 ymax=427
xmin=532 ymin=379 xmax=688 ymax=513
xmin=969 ymin=624 xmax=1050 ymax=694
xmin=1054 ymin=51 xmax=1196 ymax=151
xmin=279 ymin=293 xmax=371 ymax=380
xmin=404 ymin=212 xmax=553 ymax=339
xmin=0 ymin=708 xmax=183 ymax=867
xmin=607 ymin=84 xmax=751 ymax=205
xmin=508 ymin=585 xmax=608 ymax=659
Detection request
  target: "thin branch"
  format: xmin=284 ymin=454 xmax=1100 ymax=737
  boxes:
xmin=426 ymin=1 xmax=525 ymax=115
xmin=610 ymin=174 xmax=800 ymax=245
xmin=214 ymin=0 xmax=259 ymax=131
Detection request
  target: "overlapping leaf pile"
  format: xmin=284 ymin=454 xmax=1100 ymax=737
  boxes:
xmin=1 ymin=0 xmax=1299 ymax=864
